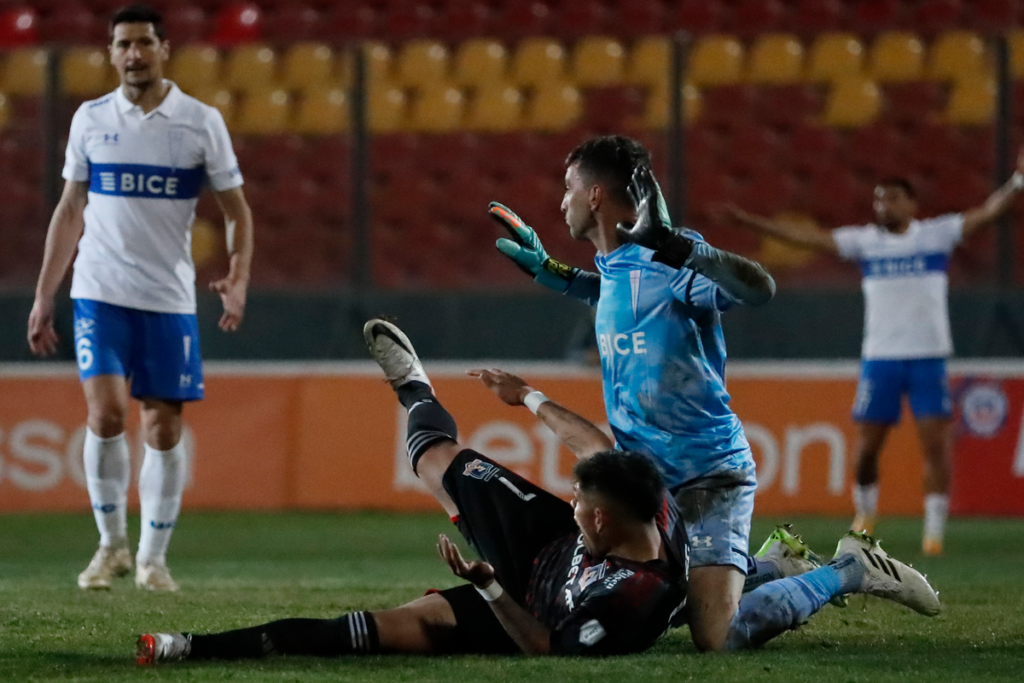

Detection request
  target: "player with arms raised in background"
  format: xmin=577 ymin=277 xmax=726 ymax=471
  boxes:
xmin=724 ymin=153 xmax=1024 ymax=556
xmin=26 ymin=4 xmax=254 ymax=591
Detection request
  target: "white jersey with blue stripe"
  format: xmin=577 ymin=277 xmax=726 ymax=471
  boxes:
xmin=593 ymin=233 xmax=753 ymax=489
xmin=63 ymin=81 xmax=243 ymax=314
xmin=832 ymin=214 xmax=963 ymax=360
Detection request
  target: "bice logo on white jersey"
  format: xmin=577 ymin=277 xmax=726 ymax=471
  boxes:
xmin=98 ymin=171 xmax=181 ymax=196
xmin=597 ymin=331 xmax=646 ymax=359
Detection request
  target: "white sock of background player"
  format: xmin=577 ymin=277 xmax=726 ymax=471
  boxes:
xmin=83 ymin=428 xmax=130 ymax=548
xmin=923 ymin=493 xmax=949 ymax=543
xmin=136 ymin=441 xmax=186 ymax=567
xmin=853 ymin=483 xmax=879 ymax=521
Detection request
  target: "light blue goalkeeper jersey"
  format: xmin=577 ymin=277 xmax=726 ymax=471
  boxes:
xmin=589 ymin=232 xmax=753 ymax=490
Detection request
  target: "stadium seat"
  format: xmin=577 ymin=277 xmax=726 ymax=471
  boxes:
xmin=700 ymin=84 xmax=760 ymax=130
xmin=164 ymin=4 xmax=206 ymax=44
xmin=395 ymin=40 xmax=449 ymax=88
xmin=571 ymin=37 xmax=626 ymax=88
xmin=293 ymin=88 xmax=348 ymax=134
xmin=168 ymin=45 xmax=220 ymax=93
xmin=233 ymin=88 xmax=290 ymax=134
xmin=806 ymin=33 xmax=865 ymax=82
xmin=928 ymin=31 xmax=990 ymax=82
xmin=946 ymin=78 xmax=996 ymax=125
xmin=225 ymin=45 xmax=278 ymax=92
xmin=382 ymin=2 xmax=436 ymax=42
xmin=581 ymin=85 xmax=643 ymax=130
xmin=367 ymin=85 xmax=406 ymax=132
xmin=973 ymin=0 xmax=1018 ymax=33
xmin=452 ymin=39 xmax=508 ymax=87
xmin=759 ymin=84 xmax=821 ymax=129
xmin=190 ymin=87 xmax=235 ymax=124
xmin=438 ymin=2 xmax=491 ymax=43
xmin=627 ymin=36 xmax=670 ymax=89
xmin=724 ymin=125 xmax=784 ymax=177
xmin=0 ymin=93 xmax=9 ymax=131
xmin=738 ymin=173 xmax=799 ymax=217
xmin=792 ymin=0 xmax=844 ymax=36
xmin=687 ymin=172 xmax=739 ymax=221
xmin=732 ymin=0 xmax=787 ymax=39
xmin=868 ymin=32 xmax=926 ymax=82
xmin=322 ymin=3 xmax=376 ymax=40
xmin=852 ymin=0 xmax=902 ymax=35
xmin=643 ymin=83 xmax=701 ymax=129
xmin=407 ymin=84 xmax=464 ymax=132
xmin=673 ymin=0 xmax=725 ymax=36
xmin=210 ymin=1 xmax=262 ymax=46
xmin=914 ymin=0 xmax=963 ymax=39
xmin=511 ymin=38 xmax=566 ymax=87
xmin=789 ymin=123 xmax=842 ymax=175
xmin=746 ymin=34 xmax=804 ymax=84
xmin=555 ymin=1 xmax=607 ymax=42
xmin=932 ymin=169 xmax=990 ymax=215
xmin=616 ymin=0 xmax=665 ymax=38
xmin=60 ymin=47 xmax=108 ymax=97
xmin=264 ymin=4 xmax=320 ymax=42
xmin=884 ymin=82 xmax=944 ymax=125
xmin=524 ymin=82 xmax=582 ymax=131
xmin=42 ymin=3 xmax=101 ymax=44
xmin=822 ymin=75 xmax=881 ymax=127
xmin=0 ymin=7 xmax=39 ymax=48
xmin=906 ymin=122 xmax=965 ymax=174
xmin=0 ymin=47 xmax=46 ymax=95
xmin=689 ymin=35 xmax=744 ymax=87
xmin=847 ymin=123 xmax=903 ymax=176
xmin=280 ymin=43 xmax=335 ymax=90
xmin=364 ymin=42 xmax=394 ymax=86
xmin=806 ymin=168 xmax=866 ymax=226
xmin=497 ymin=0 xmax=554 ymax=40
xmin=464 ymin=84 xmax=523 ymax=132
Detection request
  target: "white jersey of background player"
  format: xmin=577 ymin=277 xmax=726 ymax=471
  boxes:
xmin=27 ymin=6 xmax=254 ymax=591
xmin=726 ymin=160 xmax=1024 ymax=555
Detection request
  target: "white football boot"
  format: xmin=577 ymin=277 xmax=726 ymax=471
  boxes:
xmin=834 ymin=530 xmax=940 ymax=616
xmin=136 ymin=632 xmax=190 ymax=665
xmin=136 ymin=563 xmax=180 ymax=592
xmin=363 ymin=319 xmax=431 ymax=389
xmin=78 ymin=544 xmax=133 ymax=590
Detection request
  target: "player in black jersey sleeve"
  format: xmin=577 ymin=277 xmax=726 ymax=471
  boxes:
xmin=136 ymin=319 xmax=688 ymax=664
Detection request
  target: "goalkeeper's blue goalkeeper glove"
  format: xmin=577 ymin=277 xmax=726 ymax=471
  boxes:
xmin=490 ymin=201 xmax=579 ymax=293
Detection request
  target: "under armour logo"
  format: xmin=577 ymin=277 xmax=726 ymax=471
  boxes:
xmin=691 ymin=535 xmax=714 ymax=548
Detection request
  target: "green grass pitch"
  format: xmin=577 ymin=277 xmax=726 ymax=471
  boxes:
xmin=2 ymin=512 xmax=1023 ymax=682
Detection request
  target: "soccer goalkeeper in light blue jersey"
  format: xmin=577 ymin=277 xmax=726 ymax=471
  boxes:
xmin=491 ymin=136 xmax=788 ymax=652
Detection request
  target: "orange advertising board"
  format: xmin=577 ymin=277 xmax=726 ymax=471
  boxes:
xmin=1 ymin=361 xmax=1020 ymax=516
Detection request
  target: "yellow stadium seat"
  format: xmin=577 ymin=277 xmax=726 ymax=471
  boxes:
xmin=572 ymin=36 xmax=625 ymax=87
xmin=0 ymin=93 xmax=9 ymax=131
xmin=1010 ymin=30 xmax=1024 ymax=79
xmin=806 ymin=33 xmax=864 ymax=82
xmin=368 ymin=85 xmax=406 ymax=132
xmin=364 ymin=42 xmax=393 ymax=86
xmin=453 ymin=39 xmax=508 ymax=87
xmin=945 ymin=78 xmax=995 ymax=125
xmin=395 ymin=40 xmax=449 ymax=88
xmin=689 ymin=35 xmax=744 ymax=87
xmin=511 ymin=38 xmax=566 ymax=87
xmin=234 ymin=88 xmax=290 ymax=134
xmin=822 ymin=75 xmax=881 ymax=127
xmin=465 ymin=84 xmax=523 ymax=131
xmin=627 ymin=36 xmax=670 ymax=89
xmin=225 ymin=45 xmax=278 ymax=92
xmin=868 ymin=32 xmax=925 ymax=82
xmin=747 ymin=34 xmax=804 ymax=84
xmin=168 ymin=44 xmax=220 ymax=93
xmin=61 ymin=47 xmax=109 ymax=97
xmin=190 ymin=86 xmax=235 ymax=125
xmin=1 ymin=48 xmax=47 ymax=95
xmin=928 ymin=31 xmax=989 ymax=82
xmin=525 ymin=82 xmax=582 ymax=131
xmin=643 ymin=83 xmax=701 ymax=129
xmin=281 ymin=42 xmax=335 ymax=90
xmin=191 ymin=218 xmax=220 ymax=268
xmin=407 ymin=83 xmax=463 ymax=132
xmin=293 ymin=88 xmax=349 ymax=134
xmin=755 ymin=212 xmax=822 ymax=269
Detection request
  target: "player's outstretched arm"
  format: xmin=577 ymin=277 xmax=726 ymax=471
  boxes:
xmin=489 ymin=202 xmax=601 ymax=306
xmin=210 ymin=187 xmax=254 ymax=332
xmin=438 ymin=533 xmax=551 ymax=655
xmin=961 ymin=150 xmax=1024 ymax=238
xmin=27 ymin=180 xmax=88 ymax=357
xmin=468 ymin=369 xmax=613 ymax=459
xmin=722 ymin=202 xmax=838 ymax=254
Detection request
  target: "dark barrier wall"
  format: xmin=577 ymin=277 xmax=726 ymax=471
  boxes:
xmin=2 ymin=290 xmax=1024 ymax=362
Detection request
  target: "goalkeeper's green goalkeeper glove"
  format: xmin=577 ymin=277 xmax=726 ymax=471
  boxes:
xmin=489 ymin=201 xmax=579 ymax=293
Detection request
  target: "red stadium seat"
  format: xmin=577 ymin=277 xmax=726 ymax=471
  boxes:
xmin=789 ymin=124 xmax=843 ymax=176
xmin=699 ymin=85 xmax=760 ymax=132
xmin=438 ymin=2 xmax=491 ymax=42
xmin=905 ymin=122 xmax=965 ymax=176
xmin=732 ymin=0 xmax=787 ymax=39
xmin=554 ymin=1 xmax=607 ymax=42
xmin=321 ymin=4 xmax=377 ymax=40
xmin=582 ymin=86 xmax=644 ymax=132
xmin=931 ymin=169 xmax=990 ymax=215
xmin=852 ymin=0 xmax=903 ymax=35
xmin=0 ymin=7 xmax=39 ymax=47
xmin=497 ymin=0 xmax=554 ymax=41
xmin=846 ymin=123 xmax=905 ymax=178
xmin=263 ymin=4 xmax=320 ymax=42
xmin=370 ymin=133 xmax=420 ymax=178
xmin=684 ymin=125 xmax=725 ymax=175
xmin=973 ymin=0 xmax=1019 ymax=33
xmin=792 ymin=0 xmax=845 ymax=37
xmin=382 ymin=2 xmax=436 ymax=42
xmin=723 ymin=125 xmax=784 ymax=177
xmin=417 ymin=132 xmax=482 ymax=181
xmin=163 ymin=5 xmax=207 ymax=44
xmin=615 ymin=0 xmax=665 ymax=38
xmin=759 ymin=85 xmax=822 ymax=130
xmin=806 ymin=169 xmax=867 ymax=226
xmin=738 ymin=173 xmax=799 ymax=217
xmin=672 ymin=0 xmax=725 ymax=36
xmin=882 ymin=82 xmax=944 ymax=126
xmin=914 ymin=0 xmax=964 ymax=39
xmin=209 ymin=1 xmax=262 ymax=46
xmin=961 ymin=126 xmax=995 ymax=177
xmin=687 ymin=172 xmax=739 ymax=222
xmin=42 ymin=3 xmax=102 ymax=44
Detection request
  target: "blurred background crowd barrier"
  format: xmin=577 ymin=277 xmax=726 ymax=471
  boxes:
xmin=4 ymin=0 xmax=1024 ymax=360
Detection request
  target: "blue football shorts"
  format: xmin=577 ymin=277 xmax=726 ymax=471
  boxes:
xmin=671 ymin=460 xmax=756 ymax=571
xmin=852 ymin=358 xmax=951 ymax=424
xmin=73 ymin=298 xmax=204 ymax=402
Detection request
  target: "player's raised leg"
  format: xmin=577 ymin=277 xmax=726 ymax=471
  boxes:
xmin=79 ymin=374 xmax=133 ymax=589
xmin=135 ymin=399 xmax=185 ymax=591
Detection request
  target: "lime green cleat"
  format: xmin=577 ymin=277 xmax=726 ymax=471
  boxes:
xmin=755 ymin=524 xmax=848 ymax=607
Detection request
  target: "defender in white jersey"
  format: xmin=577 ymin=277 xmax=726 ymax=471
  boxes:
xmin=27 ymin=6 xmax=254 ymax=591
xmin=726 ymin=158 xmax=1024 ymax=555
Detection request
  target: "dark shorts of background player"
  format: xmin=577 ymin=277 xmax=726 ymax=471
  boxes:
xmin=435 ymin=449 xmax=578 ymax=655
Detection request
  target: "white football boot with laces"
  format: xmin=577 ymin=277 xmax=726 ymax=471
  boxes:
xmin=136 ymin=563 xmax=180 ymax=592
xmin=78 ymin=544 xmax=133 ymax=590
xmin=363 ymin=319 xmax=431 ymax=388
xmin=835 ymin=530 xmax=940 ymax=616
xmin=136 ymin=632 xmax=190 ymax=665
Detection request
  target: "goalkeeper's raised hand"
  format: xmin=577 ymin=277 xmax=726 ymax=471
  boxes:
xmin=489 ymin=201 xmax=579 ymax=293
xmin=616 ymin=165 xmax=694 ymax=269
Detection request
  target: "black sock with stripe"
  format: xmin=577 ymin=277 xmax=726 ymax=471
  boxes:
xmin=396 ymin=380 xmax=458 ymax=474
xmin=186 ymin=612 xmax=379 ymax=659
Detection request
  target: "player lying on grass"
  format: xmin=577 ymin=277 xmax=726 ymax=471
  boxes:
xmin=137 ymin=320 xmax=940 ymax=664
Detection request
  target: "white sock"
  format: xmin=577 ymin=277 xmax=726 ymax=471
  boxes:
xmin=137 ymin=441 xmax=186 ymax=567
xmin=924 ymin=493 xmax=949 ymax=541
xmin=83 ymin=428 xmax=130 ymax=547
xmin=853 ymin=483 xmax=879 ymax=517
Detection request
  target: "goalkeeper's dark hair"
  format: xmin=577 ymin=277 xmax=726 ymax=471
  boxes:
xmin=566 ymin=136 xmax=651 ymax=208
xmin=110 ymin=4 xmax=165 ymax=41
xmin=573 ymin=450 xmax=664 ymax=523
xmin=878 ymin=176 xmax=916 ymax=199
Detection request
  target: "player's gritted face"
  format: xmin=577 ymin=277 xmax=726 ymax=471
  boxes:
xmin=873 ymin=184 xmax=917 ymax=230
xmin=561 ymin=163 xmax=598 ymax=241
xmin=110 ymin=22 xmax=169 ymax=90
xmin=572 ymin=482 xmax=606 ymax=555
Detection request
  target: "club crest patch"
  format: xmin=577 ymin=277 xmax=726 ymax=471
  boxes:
xmin=463 ymin=458 xmax=499 ymax=481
